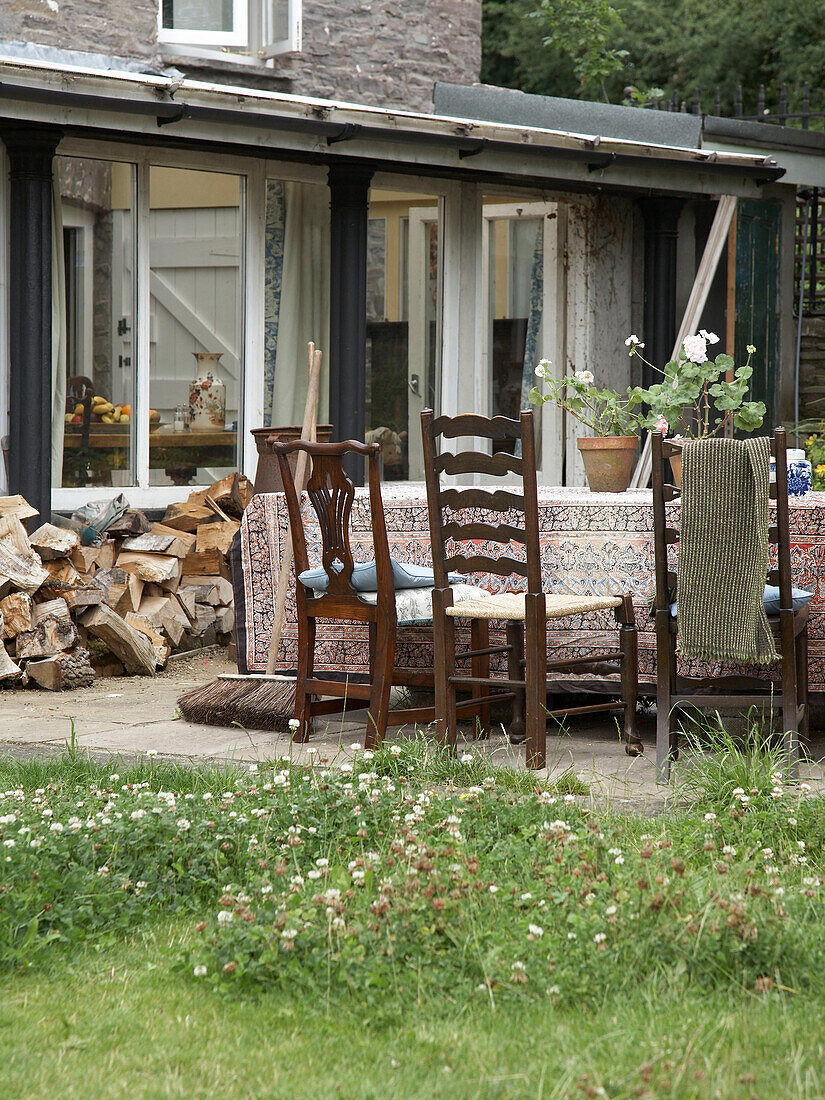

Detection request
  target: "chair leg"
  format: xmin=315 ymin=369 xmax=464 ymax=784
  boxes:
xmin=524 ymin=595 xmax=547 ymax=771
xmin=796 ymin=625 xmax=810 ymax=745
xmin=780 ymin=611 xmax=799 ymax=781
xmin=432 ymin=592 xmax=458 ymax=751
xmin=366 ymin=617 xmax=395 ymax=751
xmin=292 ymin=614 xmax=315 ymax=743
xmin=506 ymin=621 xmax=525 ymax=745
xmin=617 ymin=597 xmax=641 ymax=756
xmin=655 ymin=612 xmax=674 ymax=781
xmin=470 ymin=618 xmax=491 ymax=739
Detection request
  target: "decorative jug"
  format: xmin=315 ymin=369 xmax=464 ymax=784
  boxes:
xmin=189 ymin=352 xmax=226 ymax=432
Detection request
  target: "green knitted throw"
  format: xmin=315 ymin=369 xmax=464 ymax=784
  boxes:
xmin=678 ymin=436 xmax=778 ymax=665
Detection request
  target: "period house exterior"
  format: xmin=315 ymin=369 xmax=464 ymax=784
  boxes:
xmin=0 ymin=2 xmax=818 ymax=521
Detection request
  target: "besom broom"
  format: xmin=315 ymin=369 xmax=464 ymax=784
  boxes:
xmin=177 ymin=343 xmax=322 ymax=731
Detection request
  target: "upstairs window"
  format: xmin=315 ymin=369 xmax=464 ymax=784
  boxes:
xmin=158 ymin=0 xmax=301 ymax=59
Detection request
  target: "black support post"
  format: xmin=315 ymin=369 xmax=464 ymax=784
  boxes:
xmin=328 ymin=163 xmax=373 ymax=484
xmin=1 ymin=126 xmax=62 ymax=523
xmin=641 ymin=197 xmax=682 ymax=389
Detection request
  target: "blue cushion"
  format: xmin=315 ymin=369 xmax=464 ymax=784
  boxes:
xmin=298 ymin=558 xmax=459 ymax=593
xmin=670 ymin=584 xmax=812 ymax=617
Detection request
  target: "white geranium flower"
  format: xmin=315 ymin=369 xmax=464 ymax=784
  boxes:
xmin=574 ymin=370 xmax=594 ymax=385
xmin=699 ymin=329 xmax=719 ymax=344
xmin=624 ymin=335 xmax=639 ymax=347
xmin=682 ymin=333 xmax=708 ymax=364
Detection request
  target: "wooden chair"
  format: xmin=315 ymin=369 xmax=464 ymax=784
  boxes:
xmin=651 ymin=427 xmax=809 ymax=781
xmin=274 ymin=438 xmax=491 ymax=748
xmin=421 ymin=409 xmax=640 ymax=771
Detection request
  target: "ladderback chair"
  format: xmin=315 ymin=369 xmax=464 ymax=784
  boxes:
xmin=651 ymin=427 xmax=809 ymax=781
xmin=421 ymin=409 xmax=640 ymax=771
xmin=274 ymin=438 xmax=490 ymax=748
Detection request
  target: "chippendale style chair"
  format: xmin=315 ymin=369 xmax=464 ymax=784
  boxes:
xmin=274 ymin=438 xmax=492 ymax=748
xmin=421 ymin=409 xmax=640 ymax=771
xmin=651 ymin=427 xmax=809 ymax=781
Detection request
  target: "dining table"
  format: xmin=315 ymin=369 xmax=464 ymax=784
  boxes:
xmin=234 ymin=485 xmax=825 ymax=696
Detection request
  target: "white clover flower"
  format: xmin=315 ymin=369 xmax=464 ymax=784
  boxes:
xmin=272 ymin=774 xmax=287 ymax=787
xmin=288 ymin=718 xmax=301 ymax=731
xmin=362 ymin=750 xmax=375 ymax=761
xmin=704 ymin=812 xmax=717 ymax=821
xmin=511 ymin=961 xmax=526 ymax=971
xmin=520 ymin=892 xmax=533 ymax=901
xmin=3 ymin=839 xmax=14 ymax=848
xmin=722 ymin=845 xmax=736 ymax=856
xmin=109 ymin=774 xmax=120 ymax=782
xmin=136 ymin=881 xmax=148 ymax=890
xmin=528 ymin=924 xmax=544 ymax=937
xmin=130 ymin=809 xmax=146 ymax=821
xmin=316 ymin=857 xmax=329 ymax=868
xmin=193 ymin=965 xmax=207 ymax=977
xmin=49 ymin=822 xmax=64 ymax=834
xmin=389 ymin=745 xmax=402 ymax=757
xmin=614 ymin=855 xmax=625 ymax=865
xmin=489 ymin=884 xmax=498 ymax=894
xmin=261 ymin=884 xmax=273 ymax=894
xmin=146 ymin=749 xmax=158 ymax=758
xmin=217 ymin=910 xmax=234 ymax=924
xmin=459 ymin=753 xmax=474 ymax=764
xmin=605 ymin=905 xmax=617 ymax=916
xmin=567 ymin=932 xmax=577 ymax=940
xmin=593 ymin=932 xmax=607 ymax=944
xmin=176 ymin=819 xmax=191 ymax=831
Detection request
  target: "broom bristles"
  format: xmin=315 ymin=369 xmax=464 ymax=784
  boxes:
xmin=178 ymin=676 xmax=296 ymax=732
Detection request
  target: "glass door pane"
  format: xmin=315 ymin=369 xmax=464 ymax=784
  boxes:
xmin=148 ymin=167 xmax=244 ymax=488
xmin=57 ymin=157 xmax=136 ymax=489
xmin=366 ymin=188 xmax=441 ymax=482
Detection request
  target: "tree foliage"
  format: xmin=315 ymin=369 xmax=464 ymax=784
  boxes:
xmin=481 ymin=0 xmax=825 ymax=116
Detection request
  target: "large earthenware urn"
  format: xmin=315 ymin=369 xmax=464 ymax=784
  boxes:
xmin=576 ymin=435 xmax=638 ymax=493
xmin=189 ymin=352 xmax=226 ymax=431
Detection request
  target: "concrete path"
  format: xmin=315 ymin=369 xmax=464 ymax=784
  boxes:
xmin=1 ymin=649 xmax=823 ymax=813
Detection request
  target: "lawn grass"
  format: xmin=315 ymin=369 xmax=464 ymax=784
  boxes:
xmin=2 ymin=916 xmax=824 ymax=1099
xmin=1 ymin=734 xmax=823 ymax=1098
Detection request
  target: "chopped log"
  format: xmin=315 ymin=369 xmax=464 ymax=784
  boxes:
xmin=121 ymin=532 xmax=189 ymax=558
xmin=42 ymin=559 xmax=82 ymax=588
xmin=70 ymin=545 xmax=101 ymax=573
xmin=27 ymin=647 xmax=95 ymax=690
xmin=0 ymin=643 xmax=22 ymax=681
xmin=93 ymin=567 xmax=128 ymax=595
xmin=214 ymin=605 xmax=235 ymax=633
xmin=0 ymin=514 xmax=36 ymax=555
xmin=95 ymin=540 xmax=116 ymax=571
xmin=137 ymin=596 xmax=185 ymax=646
xmin=178 ymin=581 xmax=219 ymax=606
xmin=188 ymin=473 xmax=252 ymax=519
xmin=33 ymin=598 xmax=71 ymax=624
xmin=124 ymin=614 xmax=170 ymax=669
xmin=0 ymin=536 xmax=49 ymax=595
xmin=196 ymin=519 xmax=240 ymax=556
xmin=114 ymin=573 xmax=144 ymax=616
xmin=1 ymin=592 xmax=34 ymax=638
xmin=189 ymin=604 xmax=217 ymax=636
xmin=64 ymin=584 xmax=107 ymax=612
xmin=78 ymin=604 xmax=156 ymax=676
xmin=158 ymin=572 xmax=181 ymax=595
xmin=29 ymin=523 xmax=79 ymax=560
xmin=174 ymin=588 xmax=197 ymax=620
xmin=181 ymin=574 xmax=234 ymax=605
xmin=181 ymin=548 xmax=230 ymax=579
xmin=106 ymin=509 xmax=151 ymax=538
xmin=116 ymin=552 xmax=181 ymax=585
xmin=161 ymin=501 xmax=213 ymax=532
xmin=150 ymin=523 xmax=197 ymax=553
xmin=16 ymin=615 xmax=79 ymax=659
xmin=0 ymin=495 xmax=38 ymax=522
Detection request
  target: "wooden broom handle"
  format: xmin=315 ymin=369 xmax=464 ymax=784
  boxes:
xmin=266 ymin=343 xmax=322 ymax=675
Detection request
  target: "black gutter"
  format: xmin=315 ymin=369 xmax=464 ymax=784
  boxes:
xmin=0 ymin=80 xmax=786 ymax=182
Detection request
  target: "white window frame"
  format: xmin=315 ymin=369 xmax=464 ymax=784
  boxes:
xmin=51 ymin=139 xmax=325 ymax=513
xmin=481 ymin=201 xmax=566 ymax=482
xmin=158 ymin=0 xmax=301 ymax=63
xmin=158 ymin=0 xmax=249 ymax=47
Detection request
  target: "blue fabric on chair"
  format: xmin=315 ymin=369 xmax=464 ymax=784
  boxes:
xmin=298 ymin=558 xmax=460 ymax=593
xmin=670 ymin=584 xmax=812 ymax=618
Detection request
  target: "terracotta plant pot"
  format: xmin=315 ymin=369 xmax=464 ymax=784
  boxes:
xmin=576 ymin=435 xmax=638 ymax=493
xmin=669 ymin=452 xmax=682 ymax=488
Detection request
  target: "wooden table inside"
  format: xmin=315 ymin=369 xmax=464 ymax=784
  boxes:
xmin=63 ymin=429 xmax=237 ymax=450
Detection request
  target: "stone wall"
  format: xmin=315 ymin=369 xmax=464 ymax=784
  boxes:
xmin=0 ymin=0 xmax=482 ymax=114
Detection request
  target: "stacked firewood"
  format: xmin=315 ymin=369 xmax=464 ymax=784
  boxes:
xmin=0 ymin=473 xmax=250 ymax=691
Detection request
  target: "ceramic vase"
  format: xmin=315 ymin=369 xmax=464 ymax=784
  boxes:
xmin=189 ymin=353 xmax=226 ymax=432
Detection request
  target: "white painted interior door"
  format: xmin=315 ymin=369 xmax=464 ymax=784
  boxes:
xmin=406 ymin=204 xmax=442 ymax=481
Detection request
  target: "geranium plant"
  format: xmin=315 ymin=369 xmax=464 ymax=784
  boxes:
xmin=529 ymin=359 xmax=643 ymax=437
xmin=626 ymin=331 xmax=766 ymax=438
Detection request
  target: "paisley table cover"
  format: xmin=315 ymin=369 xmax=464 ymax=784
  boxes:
xmin=236 ymin=486 xmax=825 ymax=693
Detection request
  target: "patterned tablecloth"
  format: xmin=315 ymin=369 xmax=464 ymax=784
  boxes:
xmin=236 ymin=485 xmax=825 ymax=693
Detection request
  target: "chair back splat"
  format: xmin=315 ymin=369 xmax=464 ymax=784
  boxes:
xmin=650 ymin=427 xmax=808 ymax=782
